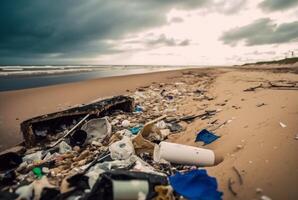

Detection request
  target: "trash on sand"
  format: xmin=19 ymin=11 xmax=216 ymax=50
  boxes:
xmin=295 ymin=134 xmax=298 ymax=140
xmin=135 ymin=105 xmax=144 ymax=112
xmin=169 ymin=169 xmax=222 ymax=200
xmin=82 ymin=117 xmax=112 ymax=143
xmin=260 ymin=195 xmax=272 ymax=200
xmin=58 ymin=141 xmax=72 ymax=154
xmin=23 ymin=151 xmax=43 ymax=163
xmin=129 ymin=126 xmax=142 ymax=135
xmin=86 ymin=170 xmax=168 ymax=200
xmin=154 ymin=141 xmax=223 ymax=167
xmin=279 ymin=122 xmax=287 ymax=128
xmin=0 ymin=152 xmax=23 ymax=171
xmin=20 ymin=96 xmax=134 ymax=147
xmin=109 ymin=137 xmax=135 ymax=160
xmin=154 ymin=185 xmax=175 ymax=200
xmin=168 ymin=122 xmax=183 ymax=133
xmin=121 ymin=120 xmax=131 ymax=128
xmin=132 ymin=133 xmax=155 ymax=155
xmin=70 ymin=129 xmax=87 ymax=147
xmin=0 ymin=170 xmax=16 ymax=185
xmin=32 ymin=167 xmax=43 ymax=178
xmin=195 ymin=129 xmax=220 ymax=145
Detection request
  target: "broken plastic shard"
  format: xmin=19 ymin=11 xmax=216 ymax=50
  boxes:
xmin=169 ymin=169 xmax=222 ymax=200
xmin=109 ymin=136 xmax=135 ymax=160
xmin=23 ymin=151 xmax=42 ymax=163
xmin=195 ymin=129 xmax=220 ymax=145
xmin=81 ymin=117 xmax=112 ymax=143
xmin=15 ymin=183 xmax=33 ymax=200
xmin=129 ymin=126 xmax=142 ymax=135
xmin=58 ymin=141 xmax=72 ymax=154
xmin=279 ymin=122 xmax=287 ymax=128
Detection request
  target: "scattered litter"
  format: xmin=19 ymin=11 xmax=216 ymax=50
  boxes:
xmin=279 ymin=122 xmax=287 ymax=128
xmin=195 ymin=129 xmax=220 ymax=145
xmin=169 ymin=169 xmax=222 ymax=200
xmin=1 ymin=89 xmax=227 ymax=199
xmin=295 ymin=134 xmax=298 ymax=140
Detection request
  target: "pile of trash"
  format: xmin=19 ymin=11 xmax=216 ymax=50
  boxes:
xmin=0 ymin=79 xmax=224 ymax=200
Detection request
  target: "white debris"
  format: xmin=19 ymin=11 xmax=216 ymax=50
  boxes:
xmin=279 ymin=122 xmax=287 ymax=128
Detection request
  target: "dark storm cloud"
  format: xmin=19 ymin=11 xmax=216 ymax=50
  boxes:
xmin=0 ymin=0 xmax=207 ymax=64
xmin=220 ymin=18 xmax=298 ymax=46
xmin=259 ymin=0 xmax=298 ymax=12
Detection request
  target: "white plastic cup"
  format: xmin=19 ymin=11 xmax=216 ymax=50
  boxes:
xmin=154 ymin=141 xmax=223 ymax=166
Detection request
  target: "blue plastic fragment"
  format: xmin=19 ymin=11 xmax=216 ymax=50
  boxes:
xmin=129 ymin=126 xmax=142 ymax=135
xmin=195 ymin=129 xmax=220 ymax=145
xmin=135 ymin=105 xmax=143 ymax=113
xmin=169 ymin=169 xmax=223 ymax=200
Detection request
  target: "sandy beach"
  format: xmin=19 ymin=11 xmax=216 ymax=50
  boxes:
xmin=0 ymin=65 xmax=298 ymax=199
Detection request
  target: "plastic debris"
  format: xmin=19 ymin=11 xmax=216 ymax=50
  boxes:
xmin=81 ymin=117 xmax=112 ymax=143
xmin=279 ymin=122 xmax=287 ymax=128
xmin=195 ymin=129 xmax=220 ymax=145
xmin=129 ymin=126 xmax=142 ymax=135
xmin=260 ymin=195 xmax=272 ymax=200
xmin=58 ymin=141 xmax=72 ymax=154
xmin=135 ymin=105 xmax=144 ymax=112
xmin=15 ymin=183 xmax=33 ymax=200
xmin=169 ymin=169 xmax=222 ymax=200
xmin=156 ymin=120 xmax=167 ymax=129
xmin=86 ymin=170 xmax=168 ymax=200
xmin=154 ymin=141 xmax=223 ymax=167
xmin=121 ymin=120 xmax=131 ymax=128
xmin=109 ymin=137 xmax=135 ymax=160
xmin=32 ymin=167 xmax=43 ymax=178
xmin=23 ymin=151 xmax=42 ymax=163
xmin=70 ymin=129 xmax=87 ymax=147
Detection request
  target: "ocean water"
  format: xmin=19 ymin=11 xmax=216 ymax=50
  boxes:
xmin=0 ymin=65 xmax=189 ymax=91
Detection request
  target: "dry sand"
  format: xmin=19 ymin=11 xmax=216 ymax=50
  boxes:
xmin=0 ymin=65 xmax=297 ymax=199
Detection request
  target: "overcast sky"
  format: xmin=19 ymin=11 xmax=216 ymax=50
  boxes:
xmin=1 ymin=0 xmax=298 ymax=65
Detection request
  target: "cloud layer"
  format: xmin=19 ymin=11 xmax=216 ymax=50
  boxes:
xmin=259 ymin=0 xmax=298 ymax=12
xmin=0 ymin=0 xmax=206 ymax=64
xmin=220 ymin=18 xmax=298 ymax=46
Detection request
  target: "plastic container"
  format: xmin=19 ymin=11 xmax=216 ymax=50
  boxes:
xmin=154 ymin=141 xmax=223 ymax=166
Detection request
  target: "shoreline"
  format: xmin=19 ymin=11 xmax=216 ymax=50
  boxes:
xmin=0 ymin=67 xmax=208 ymax=150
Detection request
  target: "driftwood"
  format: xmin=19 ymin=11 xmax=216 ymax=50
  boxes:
xmin=20 ymin=96 xmax=134 ymax=147
xmin=232 ymin=166 xmax=243 ymax=185
xmin=244 ymin=81 xmax=298 ymax=92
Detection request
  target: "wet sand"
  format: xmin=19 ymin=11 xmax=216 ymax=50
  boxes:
xmin=0 ymin=65 xmax=298 ymax=199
